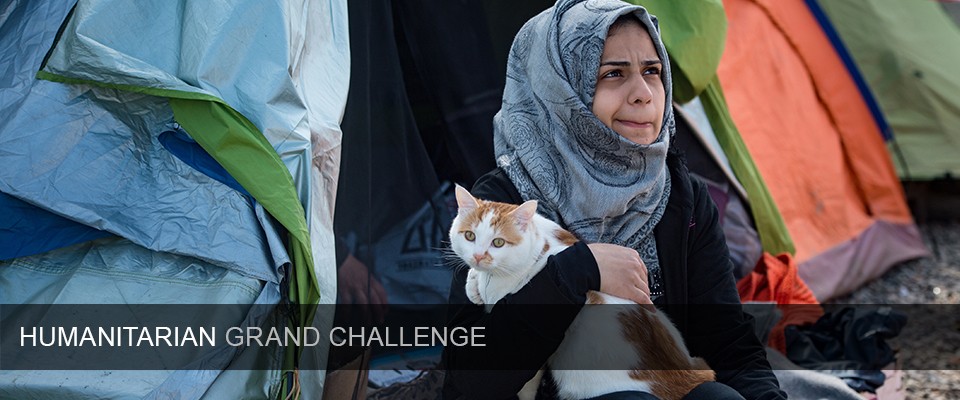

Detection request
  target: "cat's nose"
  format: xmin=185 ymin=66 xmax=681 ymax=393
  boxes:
xmin=473 ymin=254 xmax=484 ymax=263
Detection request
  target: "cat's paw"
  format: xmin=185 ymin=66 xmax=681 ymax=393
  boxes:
xmin=466 ymin=271 xmax=483 ymax=305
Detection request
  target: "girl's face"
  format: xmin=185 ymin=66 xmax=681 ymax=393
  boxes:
xmin=591 ymin=21 xmax=665 ymax=145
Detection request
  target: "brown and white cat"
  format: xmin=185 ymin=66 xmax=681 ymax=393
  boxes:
xmin=449 ymin=184 xmax=715 ymax=400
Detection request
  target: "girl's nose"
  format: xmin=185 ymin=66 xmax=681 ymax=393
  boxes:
xmin=629 ymin=79 xmax=653 ymax=105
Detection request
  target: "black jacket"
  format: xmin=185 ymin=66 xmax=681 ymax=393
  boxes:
xmin=442 ymin=149 xmax=787 ymax=400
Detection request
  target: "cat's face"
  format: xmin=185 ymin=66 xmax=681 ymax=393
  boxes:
xmin=449 ymin=185 xmax=540 ymax=275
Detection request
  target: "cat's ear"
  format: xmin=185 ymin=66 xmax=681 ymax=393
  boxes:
xmin=455 ymin=184 xmax=479 ymax=215
xmin=511 ymin=200 xmax=538 ymax=231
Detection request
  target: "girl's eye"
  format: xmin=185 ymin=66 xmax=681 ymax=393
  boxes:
xmin=602 ymin=70 xmax=623 ymax=79
xmin=492 ymin=238 xmax=506 ymax=248
xmin=644 ymin=67 xmax=661 ymax=75
xmin=464 ymin=231 xmax=476 ymax=241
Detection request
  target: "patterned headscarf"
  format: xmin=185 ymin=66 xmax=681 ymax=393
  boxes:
xmin=493 ymin=0 xmax=674 ymax=298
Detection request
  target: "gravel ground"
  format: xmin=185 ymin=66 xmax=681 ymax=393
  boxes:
xmin=828 ymin=220 xmax=960 ymax=399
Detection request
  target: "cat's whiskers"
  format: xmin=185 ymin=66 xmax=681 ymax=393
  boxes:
xmin=439 ymin=246 xmax=471 ymax=274
xmin=444 ymin=257 xmax=471 ymax=275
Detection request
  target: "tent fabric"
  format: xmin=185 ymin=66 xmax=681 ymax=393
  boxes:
xmin=158 ymin=128 xmax=252 ymax=197
xmin=0 ymin=0 xmax=113 ymax=261
xmin=37 ymin=0 xmax=350 ymax=378
xmin=799 ymin=220 xmax=928 ymax=303
xmin=391 ymin=0 xmax=502 ymax=184
xmin=815 ymin=0 xmax=960 ymax=180
xmin=717 ymin=0 xmax=927 ymax=300
xmin=0 ymin=191 xmax=113 ymax=261
xmin=677 ymin=99 xmax=746 ymax=201
xmin=0 ymin=81 xmax=285 ymax=283
xmin=698 ymin=77 xmax=795 ymax=256
xmin=738 ymin=253 xmax=823 ymax=353
xmin=0 ymin=236 xmax=280 ymax=399
xmin=334 ymin=0 xmax=503 ymax=315
xmin=0 ymin=1 xmax=287 ymax=397
xmin=335 ymin=0 xmax=444 ymax=246
xmin=38 ymin=0 xmax=319 ymax=310
xmin=1 ymin=0 xmax=349 ymax=397
xmin=803 ymin=0 xmax=893 ymax=142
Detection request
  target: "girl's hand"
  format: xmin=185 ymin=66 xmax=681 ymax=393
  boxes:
xmin=587 ymin=243 xmax=654 ymax=310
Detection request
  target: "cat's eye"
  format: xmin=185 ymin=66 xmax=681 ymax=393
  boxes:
xmin=464 ymin=231 xmax=476 ymax=241
xmin=492 ymin=238 xmax=506 ymax=248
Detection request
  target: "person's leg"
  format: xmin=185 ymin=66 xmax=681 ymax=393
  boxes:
xmin=582 ymin=391 xmax=660 ymax=400
xmin=681 ymin=382 xmax=746 ymax=400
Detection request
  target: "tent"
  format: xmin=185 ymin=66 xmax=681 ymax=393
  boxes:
xmin=814 ymin=0 xmax=960 ymax=181
xmin=0 ymin=0 xmax=347 ymax=398
xmin=707 ymin=0 xmax=928 ymax=300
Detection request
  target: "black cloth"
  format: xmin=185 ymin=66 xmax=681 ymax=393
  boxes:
xmin=442 ymin=149 xmax=786 ymax=400
xmin=583 ymin=391 xmax=659 ymax=400
xmin=784 ymin=306 xmax=907 ymax=393
xmin=683 ymin=381 xmax=747 ymax=400
xmin=336 ymin=0 xmax=441 ymax=254
xmin=335 ymin=0 xmax=501 ymax=265
xmin=392 ymin=0 xmax=500 ymax=185
xmin=784 ymin=307 xmax=906 ymax=371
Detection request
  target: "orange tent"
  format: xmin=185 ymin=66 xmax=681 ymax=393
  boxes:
xmin=717 ymin=0 xmax=928 ymax=300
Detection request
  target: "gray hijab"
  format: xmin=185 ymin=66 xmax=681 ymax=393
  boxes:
xmin=493 ymin=0 xmax=674 ymax=298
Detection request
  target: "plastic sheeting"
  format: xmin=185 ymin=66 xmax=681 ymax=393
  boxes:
xmin=0 ymin=191 xmax=113 ymax=261
xmin=0 ymin=0 xmax=349 ymax=397
xmin=0 ymin=81 xmax=287 ymax=283
xmin=0 ymin=237 xmax=280 ymax=399
xmin=1 ymin=0 xmax=287 ymax=282
xmin=0 ymin=1 xmax=114 ymax=260
xmin=40 ymin=0 xmax=349 ymax=236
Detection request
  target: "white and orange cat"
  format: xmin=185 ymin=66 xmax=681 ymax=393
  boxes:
xmin=449 ymin=184 xmax=714 ymax=400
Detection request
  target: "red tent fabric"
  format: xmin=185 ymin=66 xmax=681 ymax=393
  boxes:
xmin=738 ymin=253 xmax=823 ymax=352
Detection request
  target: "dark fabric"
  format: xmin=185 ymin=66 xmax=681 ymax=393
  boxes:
xmin=584 ymin=391 xmax=660 ymax=400
xmin=335 ymin=0 xmax=500 ymax=266
xmin=158 ymin=128 xmax=250 ymax=197
xmin=392 ymin=0 xmax=500 ymax=185
xmin=682 ymin=381 xmax=746 ymax=400
xmin=784 ymin=306 xmax=906 ymax=393
xmin=0 ymin=191 xmax=113 ymax=261
xmin=784 ymin=307 xmax=905 ymax=371
xmin=442 ymin=148 xmax=786 ymax=400
xmin=673 ymin=108 xmax=728 ymax=186
xmin=820 ymin=370 xmax=886 ymax=394
xmin=336 ymin=0 xmax=441 ymax=249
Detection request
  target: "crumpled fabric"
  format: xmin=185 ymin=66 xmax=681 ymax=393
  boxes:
xmin=784 ymin=306 xmax=907 ymax=393
xmin=738 ymin=252 xmax=823 ymax=352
